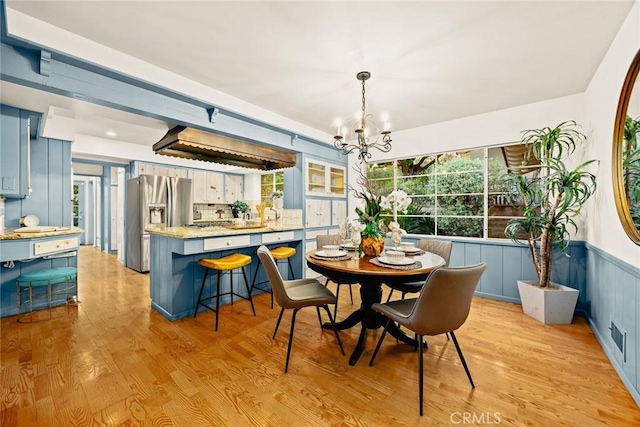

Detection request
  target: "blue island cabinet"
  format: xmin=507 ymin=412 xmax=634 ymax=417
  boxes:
xmin=149 ymin=229 xmax=304 ymax=321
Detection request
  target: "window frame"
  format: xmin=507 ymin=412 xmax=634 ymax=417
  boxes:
xmin=369 ymin=143 xmax=526 ymax=239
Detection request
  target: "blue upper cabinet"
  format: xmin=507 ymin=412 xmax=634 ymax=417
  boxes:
xmin=0 ymin=105 xmax=40 ymax=198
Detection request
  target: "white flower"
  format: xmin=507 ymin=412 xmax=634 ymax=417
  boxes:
xmin=350 ymin=220 xmax=365 ymax=233
xmin=381 ymin=190 xmax=412 ymax=213
xmin=388 ymin=221 xmax=402 ymax=232
xmin=380 ymin=196 xmax=391 ymax=210
xmin=398 ymin=197 xmax=412 ymax=212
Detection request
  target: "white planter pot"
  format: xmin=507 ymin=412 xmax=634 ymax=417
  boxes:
xmin=517 ymin=280 xmax=579 ymax=324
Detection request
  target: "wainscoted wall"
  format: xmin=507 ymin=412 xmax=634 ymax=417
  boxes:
xmin=585 ymin=243 xmax=640 ymax=405
xmin=1 ymin=136 xmax=75 ymax=317
xmin=399 ymin=236 xmax=639 ymax=405
xmin=401 ymin=236 xmax=588 ymax=306
xmin=3 ymin=137 xmax=72 ymax=228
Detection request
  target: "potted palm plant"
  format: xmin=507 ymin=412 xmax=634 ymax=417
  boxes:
xmin=503 ymin=121 xmax=597 ymax=324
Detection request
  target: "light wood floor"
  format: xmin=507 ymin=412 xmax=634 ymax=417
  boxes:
xmin=1 ymin=246 xmax=639 ymax=426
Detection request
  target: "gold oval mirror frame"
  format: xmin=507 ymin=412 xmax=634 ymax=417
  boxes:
xmin=613 ymin=47 xmax=640 ymax=245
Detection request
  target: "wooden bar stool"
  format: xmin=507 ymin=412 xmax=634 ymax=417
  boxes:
xmin=250 ymin=246 xmax=296 ymax=308
xmin=194 ymin=253 xmax=256 ymax=331
xmin=16 ymin=266 xmax=78 ymax=322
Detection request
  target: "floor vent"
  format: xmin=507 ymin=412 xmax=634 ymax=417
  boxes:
xmin=610 ymin=321 xmax=626 ymax=362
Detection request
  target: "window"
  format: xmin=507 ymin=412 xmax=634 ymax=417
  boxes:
xmin=368 ymin=144 xmax=530 ymax=239
xmin=261 ymin=171 xmax=284 ymax=207
xmin=366 ymin=161 xmax=395 ymax=223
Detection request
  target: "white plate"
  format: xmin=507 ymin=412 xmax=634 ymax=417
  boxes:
xmin=399 ymin=247 xmax=421 ymax=254
xmin=20 ymin=214 xmax=40 ymax=227
xmin=378 ymin=256 xmax=415 ymax=266
xmin=340 ymin=244 xmax=357 ymax=250
xmin=315 ymin=250 xmax=348 ymax=258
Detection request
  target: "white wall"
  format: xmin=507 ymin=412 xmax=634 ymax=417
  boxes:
xmin=351 ymin=93 xmax=586 ymax=228
xmin=583 ymin=1 xmax=640 ymax=267
xmin=370 ymin=93 xmax=585 ymax=162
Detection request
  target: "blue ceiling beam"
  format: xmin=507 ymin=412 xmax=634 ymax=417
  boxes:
xmin=0 ymin=0 xmax=342 ymax=161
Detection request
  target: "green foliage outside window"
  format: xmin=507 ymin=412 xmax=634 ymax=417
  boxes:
xmin=261 ymin=171 xmax=284 ymax=207
xmin=367 ymin=151 xmax=508 ymax=238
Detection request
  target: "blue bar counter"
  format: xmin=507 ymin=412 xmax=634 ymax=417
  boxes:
xmin=147 ymin=225 xmax=303 ymax=321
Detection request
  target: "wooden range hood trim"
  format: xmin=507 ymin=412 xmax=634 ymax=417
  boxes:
xmin=153 ymin=126 xmax=297 ymax=171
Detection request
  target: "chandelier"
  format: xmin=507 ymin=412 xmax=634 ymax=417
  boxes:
xmin=333 ymin=71 xmax=392 ymax=163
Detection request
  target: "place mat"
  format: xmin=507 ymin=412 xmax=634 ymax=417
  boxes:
xmin=369 ymin=257 xmax=423 ymax=270
xmin=311 ymin=253 xmax=352 ymax=261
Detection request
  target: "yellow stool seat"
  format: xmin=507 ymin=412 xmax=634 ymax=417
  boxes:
xmin=270 ymin=247 xmax=296 ymax=260
xmin=199 ymin=253 xmax=252 ymax=271
xmin=195 ymin=252 xmax=255 ymax=331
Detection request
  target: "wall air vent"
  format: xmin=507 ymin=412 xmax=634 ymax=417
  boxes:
xmin=610 ymin=320 xmax=626 ymax=362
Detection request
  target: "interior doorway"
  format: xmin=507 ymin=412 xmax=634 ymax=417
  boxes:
xmin=73 ymin=161 xmax=127 ymax=260
xmin=73 ymin=180 xmax=86 ymax=244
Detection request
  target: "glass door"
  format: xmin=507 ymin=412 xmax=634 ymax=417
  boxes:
xmin=307 ymin=161 xmax=327 ymax=194
xmin=73 ymin=181 xmax=85 ymax=244
xmin=329 ymin=166 xmax=345 ymax=196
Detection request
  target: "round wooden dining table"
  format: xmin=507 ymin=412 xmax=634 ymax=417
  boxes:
xmin=306 ymin=249 xmax=446 ymax=366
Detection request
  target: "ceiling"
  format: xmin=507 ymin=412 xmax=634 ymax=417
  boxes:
xmin=1 ymin=0 xmax=635 ymax=151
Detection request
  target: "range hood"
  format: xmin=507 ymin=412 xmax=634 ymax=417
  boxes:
xmin=153 ymin=126 xmax=297 ymax=170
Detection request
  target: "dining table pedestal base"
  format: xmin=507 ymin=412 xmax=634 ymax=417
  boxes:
xmin=322 ymin=282 xmax=426 ymax=366
xmin=307 ymin=250 xmax=444 ymax=366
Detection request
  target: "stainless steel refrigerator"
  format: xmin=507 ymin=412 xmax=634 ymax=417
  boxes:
xmin=126 ymin=174 xmax=193 ymax=272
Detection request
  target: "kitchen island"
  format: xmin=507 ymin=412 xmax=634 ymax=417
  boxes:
xmin=147 ymin=224 xmax=304 ymax=321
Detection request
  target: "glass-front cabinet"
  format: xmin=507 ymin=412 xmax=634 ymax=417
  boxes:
xmin=305 ymin=160 xmax=345 ymax=197
xmin=329 ymin=166 xmax=346 ymax=196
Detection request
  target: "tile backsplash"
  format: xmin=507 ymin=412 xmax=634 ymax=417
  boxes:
xmin=193 ymin=203 xmax=302 ymax=227
xmin=279 ymin=209 xmax=302 ymax=227
xmin=194 ymin=204 xmax=233 ymax=220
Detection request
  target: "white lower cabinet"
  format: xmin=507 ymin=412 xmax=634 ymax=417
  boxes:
xmin=331 ymin=200 xmax=347 ymax=226
xmin=304 ymin=240 xmax=319 ymax=278
xmin=305 ymin=199 xmax=331 ymax=228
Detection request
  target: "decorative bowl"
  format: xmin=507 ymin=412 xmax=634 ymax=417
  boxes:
xmin=323 ymin=245 xmax=340 ymax=256
xmin=385 ymin=250 xmax=405 ymax=264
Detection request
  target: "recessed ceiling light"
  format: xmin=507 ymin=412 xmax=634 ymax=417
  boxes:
xmin=105 ymin=130 xmax=117 ymax=138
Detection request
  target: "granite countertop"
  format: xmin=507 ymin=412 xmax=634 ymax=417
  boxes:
xmin=0 ymin=227 xmax=83 ymax=240
xmin=146 ymin=224 xmax=303 ymax=239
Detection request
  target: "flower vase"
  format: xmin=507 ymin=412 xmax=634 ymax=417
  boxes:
xmin=273 ymin=197 xmax=284 ymax=209
xmin=361 ymin=236 xmax=385 ymax=257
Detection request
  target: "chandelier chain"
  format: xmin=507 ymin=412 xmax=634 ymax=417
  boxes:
xmin=361 ymin=79 xmax=366 ymax=128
